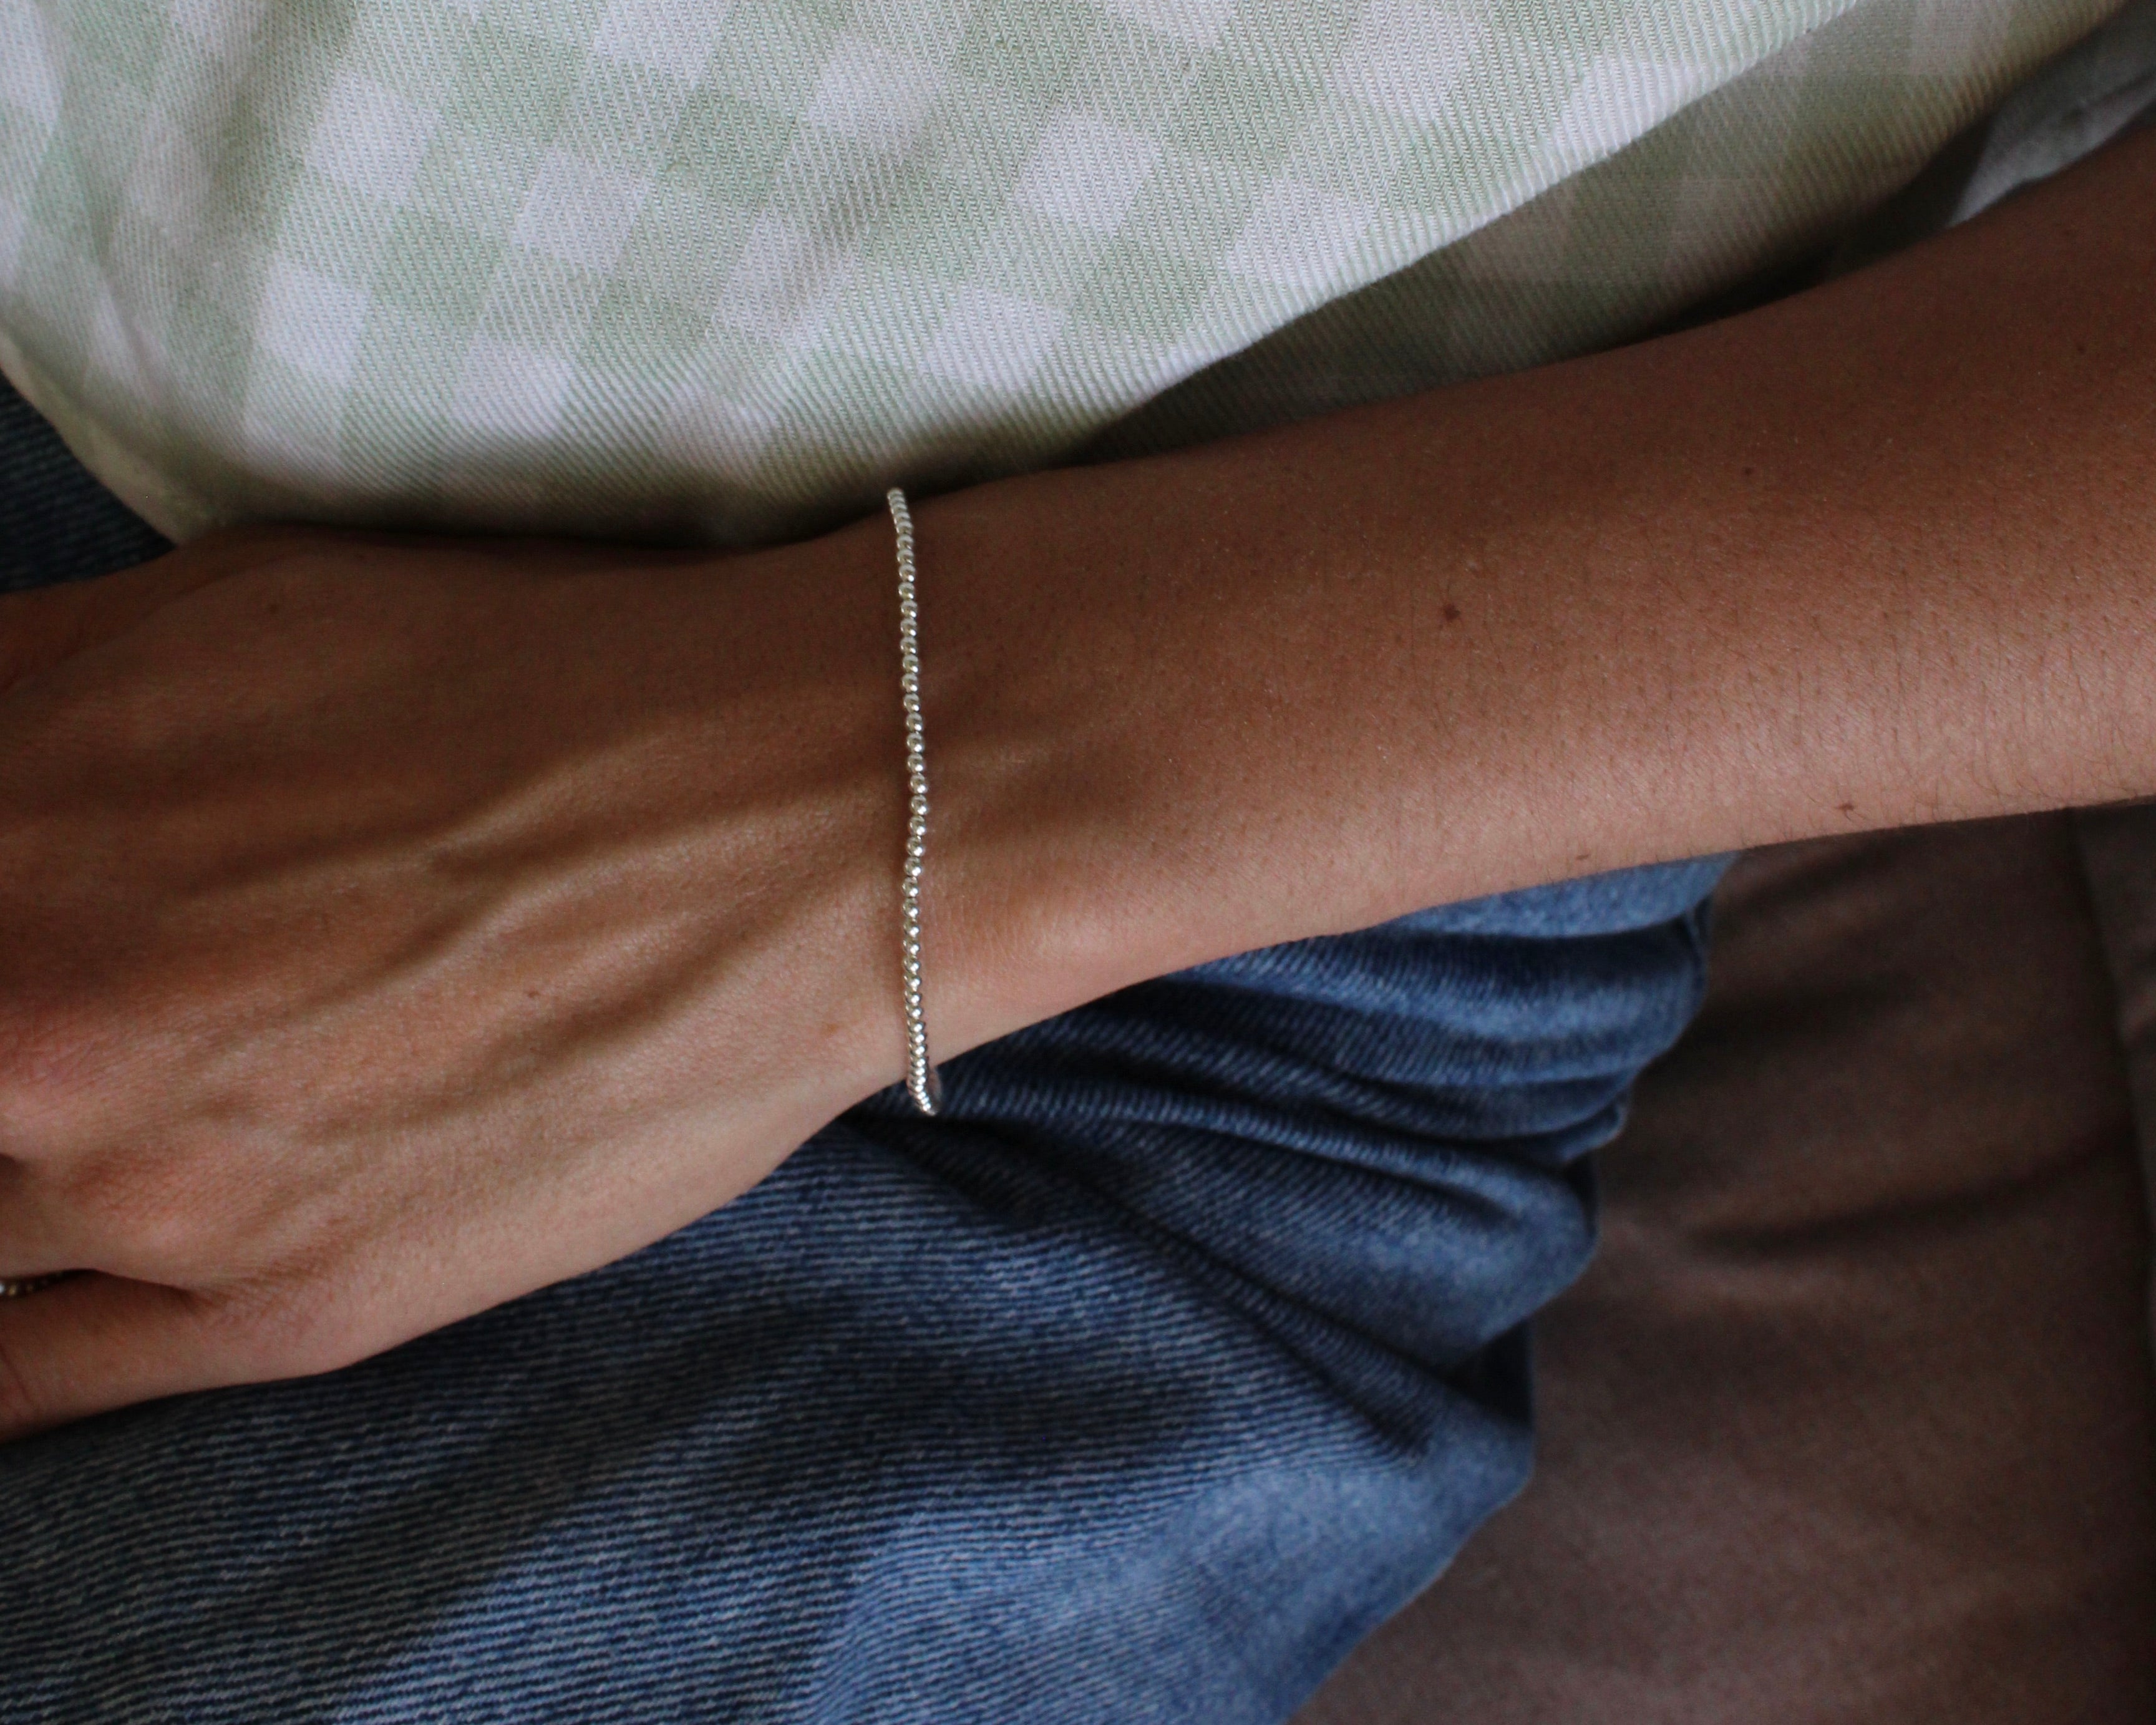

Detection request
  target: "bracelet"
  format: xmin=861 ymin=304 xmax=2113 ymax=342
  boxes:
xmin=887 ymin=488 xmax=941 ymax=1115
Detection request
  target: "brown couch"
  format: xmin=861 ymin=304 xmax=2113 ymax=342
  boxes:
xmin=1295 ymin=810 xmax=2156 ymax=1723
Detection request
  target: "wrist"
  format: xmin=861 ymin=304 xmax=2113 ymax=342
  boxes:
xmin=906 ymin=472 xmax=1268 ymax=1059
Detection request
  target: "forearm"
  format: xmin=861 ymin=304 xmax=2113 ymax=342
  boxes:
xmin=902 ymin=125 xmax=2156 ymax=1056
xmin=7 ymin=112 xmax=2148 ymax=1430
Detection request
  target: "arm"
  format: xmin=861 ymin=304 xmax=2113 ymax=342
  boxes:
xmin=915 ymin=122 xmax=2156 ymax=1053
xmin=0 ymin=123 xmax=2149 ymax=1435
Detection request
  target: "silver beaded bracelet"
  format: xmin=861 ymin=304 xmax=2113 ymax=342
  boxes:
xmin=887 ymin=488 xmax=941 ymax=1116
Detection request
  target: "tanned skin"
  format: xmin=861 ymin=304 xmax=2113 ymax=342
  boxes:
xmin=0 ymin=125 xmax=2150 ymax=1436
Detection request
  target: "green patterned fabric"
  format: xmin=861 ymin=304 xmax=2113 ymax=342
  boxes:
xmin=0 ymin=0 xmax=2124 ymax=547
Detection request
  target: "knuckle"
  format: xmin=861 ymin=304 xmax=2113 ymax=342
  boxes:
xmin=58 ymin=1155 xmax=217 ymax=1272
xmin=0 ymin=996 xmax=104 ymax=1147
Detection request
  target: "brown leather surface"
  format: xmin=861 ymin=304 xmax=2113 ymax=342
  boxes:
xmin=1295 ymin=815 xmax=2156 ymax=1724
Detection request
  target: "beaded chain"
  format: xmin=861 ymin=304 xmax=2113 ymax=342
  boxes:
xmin=888 ymin=488 xmax=941 ymax=1116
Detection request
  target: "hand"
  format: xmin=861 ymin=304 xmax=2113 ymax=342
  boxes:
xmin=12 ymin=117 xmax=2155 ymax=1441
xmin=0 ymin=522 xmax=917 ymax=1436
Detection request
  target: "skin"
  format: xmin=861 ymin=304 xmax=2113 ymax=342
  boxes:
xmin=0 ymin=122 xmax=2152 ymax=1438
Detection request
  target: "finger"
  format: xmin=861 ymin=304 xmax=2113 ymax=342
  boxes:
xmin=0 ymin=1275 xmax=250 ymax=1439
xmin=0 ymin=551 xmax=233 ymax=696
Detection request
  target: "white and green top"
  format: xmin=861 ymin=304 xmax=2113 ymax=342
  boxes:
xmin=0 ymin=0 xmax=2123 ymax=547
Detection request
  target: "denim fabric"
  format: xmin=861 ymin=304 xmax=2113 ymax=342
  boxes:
xmin=0 ymin=374 xmax=1729 ymax=1720
xmin=0 ymin=379 xmax=168 ymax=593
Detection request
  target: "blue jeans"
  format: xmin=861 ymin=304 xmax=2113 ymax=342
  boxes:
xmin=0 ymin=379 xmax=1726 ymax=1720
